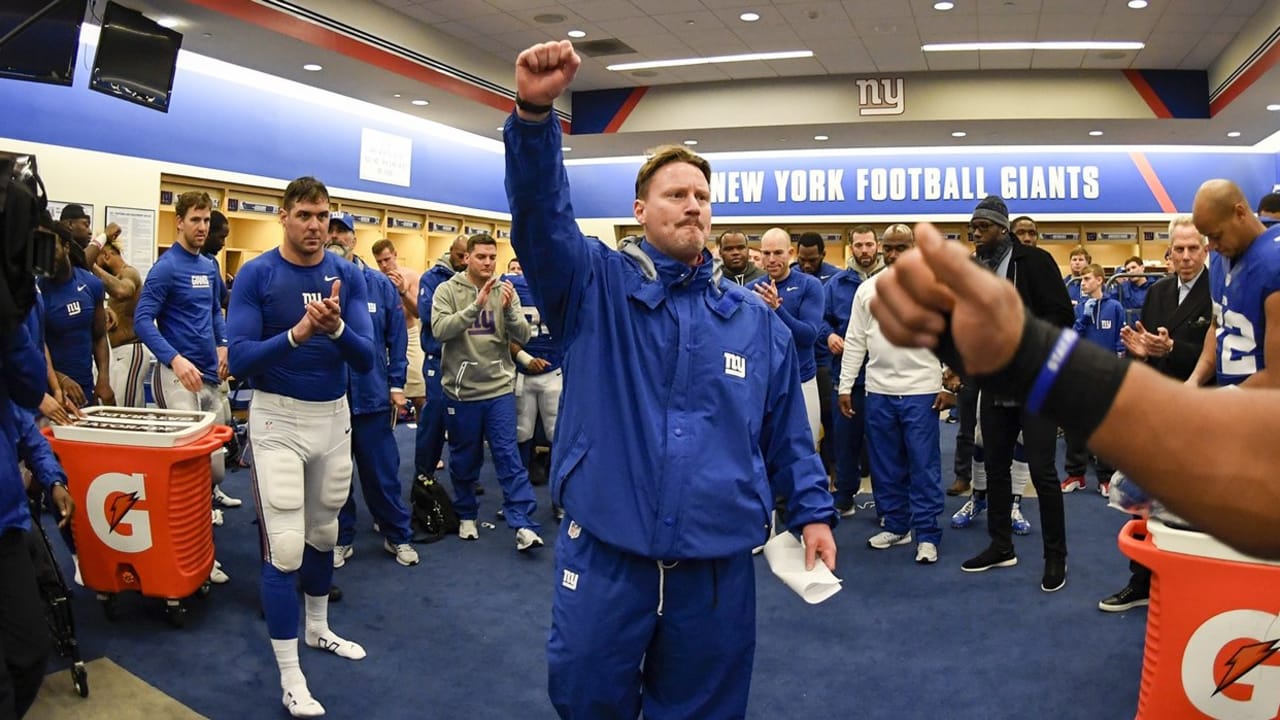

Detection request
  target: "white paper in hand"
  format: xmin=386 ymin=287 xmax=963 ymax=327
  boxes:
xmin=761 ymin=531 xmax=841 ymax=604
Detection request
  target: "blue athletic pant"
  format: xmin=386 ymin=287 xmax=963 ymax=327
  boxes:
xmin=413 ymin=353 xmax=448 ymax=478
xmin=338 ymin=410 xmax=412 ymax=545
xmin=445 ymin=393 xmax=539 ymax=530
xmin=548 ymin=516 xmax=755 ymax=720
xmin=832 ymin=382 xmax=867 ymax=506
xmin=865 ymin=392 xmax=944 ymax=544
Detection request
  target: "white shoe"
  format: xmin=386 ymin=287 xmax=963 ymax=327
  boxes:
xmin=211 ymin=508 xmax=224 ymax=526
xmin=333 ymin=545 xmax=353 ymax=569
xmin=915 ymin=542 xmax=939 ymax=564
xmin=384 ymin=539 xmax=419 ymax=566
xmin=283 ymin=687 xmax=325 ymax=718
xmin=213 ymin=486 xmax=242 ymax=508
xmin=209 ymin=560 xmax=230 ymax=584
xmin=867 ymin=530 xmax=912 ymax=549
xmin=515 ymin=528 xmax=544 ymax=552
xmin=458 ymin=519 xmax=479 ymax=540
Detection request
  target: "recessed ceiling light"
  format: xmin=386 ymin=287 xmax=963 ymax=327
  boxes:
xmin=739 ymin=11 xmax=760 ymax=22
xmin=1268 ymin=104 xmax=1280 ymax=111
xmin=393 ymin=93 xmax=401 ymax=98
xmin=814 ymin=135 xmax=829 ymax=141
xmin=567 ymin=30 xmax=586 ymax=38
xmin=683 ymin=139 xmax=698 ymax=145
xmin=934 ymin=1 xmax=955 ymax=9
xmin=1127 ymin=0 xmax=1148 ymax=8
xmin=1089 ymin=130 xmax=1104 ymax=136
xmin=202 ymin=32 xmax=213 ymax=38
xmin=562 ymin=146 xmax=572 ymax=152
xmin=156 ymin=17 xmax=181 ymax=28
xmin=303 ymin=63 xmax=323 ymax=72
xmin=411 ymin=99 xmax=429 ymax=106
xmin=1227 ymin=131 xmax=1242 ymax=137
xmin=951 ymin=131 xmax=967 ymax=138
xmin=923 ymin=41 xmax=1144 ymax=51
xmin=608 ymin=50 xmax=813 ymax=71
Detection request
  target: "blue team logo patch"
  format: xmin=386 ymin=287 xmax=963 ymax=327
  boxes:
xmin=1100 ymin=320 xmax=1112 ymax=329
xmin=65 ymin=301 xmax=82 ymax=316
xmin=723 ymin=351 xmax=747 ymax=378
xmin=191 ymin=275 xmax=210 ymax=288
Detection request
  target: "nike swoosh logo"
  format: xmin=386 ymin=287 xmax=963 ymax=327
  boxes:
xmin=324 ymin=275 xmax=339 ymax=282
xmin=77 ymin=285 xmax=87 ymax=292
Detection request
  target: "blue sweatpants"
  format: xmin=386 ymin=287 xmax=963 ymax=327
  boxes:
xmin=445 ymin=393 xmax=539 ymax=530
xmin=832 ymin=382 xmax=867 ymax=506
xmin=338 ymin=410 xmax=412 ymax=545
xmin=413 ymin=353 xmax=448 ymax=478
xmin=548 ymin=516 xmax=755 ymax=719
xmin=865 ymin=392 xmax=944 ymax=544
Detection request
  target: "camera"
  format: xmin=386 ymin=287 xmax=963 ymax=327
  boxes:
xmin=0 ymin=150 xmax=52 ymax=342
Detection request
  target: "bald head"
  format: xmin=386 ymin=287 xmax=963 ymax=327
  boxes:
xmin=448 ymin=234 xmax=469 ymax=271
xmin=1193 ymin=179 xmax=1266 ymax=259
xmin=759 ymin=227 xmax=793 ymax=281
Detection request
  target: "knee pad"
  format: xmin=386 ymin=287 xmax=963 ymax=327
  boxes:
xmin=305 ymin=518 xmax=339 ymax=552
xmin=269 ymin=531 xmax=306 ymax=572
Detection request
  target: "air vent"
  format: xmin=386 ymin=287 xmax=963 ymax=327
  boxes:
xmin=574 ymin=38 xmax=637 ymax=57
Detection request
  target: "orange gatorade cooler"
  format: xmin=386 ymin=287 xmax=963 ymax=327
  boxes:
xmin=1119 ymin=517 xmax=1280 ymax=720
xmin=43 ymin=407 xmax=232 ymax=626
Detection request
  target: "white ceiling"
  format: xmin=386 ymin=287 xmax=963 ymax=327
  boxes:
xmin=75 ymin=0 xmax=1280 ymax=157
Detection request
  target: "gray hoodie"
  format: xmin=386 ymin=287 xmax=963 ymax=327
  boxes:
xmin=430 ymin=271 xmax=530 ymax=401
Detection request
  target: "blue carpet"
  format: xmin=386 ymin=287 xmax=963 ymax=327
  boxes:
xmin=43 ymin=421 xmax=1147 ymax=719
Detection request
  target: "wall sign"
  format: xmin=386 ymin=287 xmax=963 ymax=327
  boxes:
xmin=857 ymin=77 xmax=905 ymax=116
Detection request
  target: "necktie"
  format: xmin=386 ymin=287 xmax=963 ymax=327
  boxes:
xmin=1178 ymin=283 xmax=1189 ymax=306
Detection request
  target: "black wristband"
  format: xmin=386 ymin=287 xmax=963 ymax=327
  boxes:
xmin=515 ymin=94 xmax=553 ymax=114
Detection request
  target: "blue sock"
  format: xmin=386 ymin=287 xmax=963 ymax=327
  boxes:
xmin=261 ymin=563 xmax=298 ymax=639
xmin=298 ymin=544 xmax=333 ymax=598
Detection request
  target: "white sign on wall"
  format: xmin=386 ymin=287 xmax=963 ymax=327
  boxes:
xmin=856 ymin=77 xmax=905 ymax=116
xmin=359 ymin=128 xmax=412 ymax=188
xmin=106 ymin=206 xmax=157 ymax=277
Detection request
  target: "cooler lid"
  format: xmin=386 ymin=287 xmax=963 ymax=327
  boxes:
xmin=48 ymin=406 xmax=217 ymax=448
xmin=1147 ymin=517 xmax=1280 ymax=567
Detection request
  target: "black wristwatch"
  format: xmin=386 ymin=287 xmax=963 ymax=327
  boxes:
xmin=515 ymin=94 xmax=553 ymax=114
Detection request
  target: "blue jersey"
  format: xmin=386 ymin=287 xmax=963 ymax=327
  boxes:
xmin=39 ymin=267 xmax=103 ymax=390
xmin=226 ymin=248 xmax=375 ymax=401
xmin=134 ymin=244 xmax=227 ymax=385
xmin=797 ymin=261 xmax=841 ymax=369
xmin=824 ymin=268 xmax=866 ymax=386
xmin=505 ymin=273 xmax=563 ymax=373
xmin=347 ymin=265 xmax=408 ymax=415
xmin=1210 ymin=225 xmax=1280 ymax=386
xmin=747 ymin=270 xmax=823 ymax=382
xmin=1109 ymin=279 xmax=1150 ymax=313
xmin=1 ymin=305 xmax=50 ymax=533
xmin=505 ymin=112 xmax=834 ymax=560
xmin=1073 ymin=296 xmax=1126 ymax=354
xmin=417 ymin=256 xmax=455 ymax=355
xmin=1064 ymin=275 xmax=1083 ymax=306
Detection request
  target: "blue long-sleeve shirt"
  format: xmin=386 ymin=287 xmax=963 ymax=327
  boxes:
xmin=796 ymin=260 xmax=841 ymax=370
xmin=2 ymin=306 xmax=51 ymax=532
xmin=1074 ymin=295 xmax=1126 ymax=354
xmin=347 ymin=265 xmax=408 ymax=415
xmin=504 ymin=110 xmax=834 ymax=560
xmin=823 ymin=268 xmax=865 ymax=387
xmin=226 ymin=248 xmax=375 ymax=401
xmin=748 ymin=270 xmax=823 ymax=382
xmin=417 ymin=256 xmax=456 ymax=356
xmin=134 ymin=243 xmax=227 ymax=385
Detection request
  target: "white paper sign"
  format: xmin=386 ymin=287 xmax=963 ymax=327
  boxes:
xmin=106 ymin=206 xmax=157 ymax=278
xmin=47 ymin=201 xmax=95 ymax=226
xmin=359 ymin=128 xmax=412 ymax=187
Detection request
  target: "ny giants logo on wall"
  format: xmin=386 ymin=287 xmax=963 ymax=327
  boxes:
xmin=856 ymin=77 xmax=905 ymax=116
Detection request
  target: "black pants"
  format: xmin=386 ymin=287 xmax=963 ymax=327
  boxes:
xmin=0 ymin=529 xmax=51 ymax=719
xmin=1064 ymin=428 xmax=1115 ymax=483
xmin=815 ymin=365 xmax=835 ymax=474
xmin=979 ymin=398 xmax=1067 ymax=561
xmin=953 ymin=384 xmax=978 ymax=481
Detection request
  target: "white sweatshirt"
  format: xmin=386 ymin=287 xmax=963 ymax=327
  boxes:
xmin=837 ymin=273 xmax=943 ymax=397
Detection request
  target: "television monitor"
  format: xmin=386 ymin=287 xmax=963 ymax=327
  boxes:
xmin=90 ymin=1 xmax=182 ymax=112
xmin=0 ymin=0 xmax=86 ymax=86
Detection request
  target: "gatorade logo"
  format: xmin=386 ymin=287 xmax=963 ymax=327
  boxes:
xmin=1183 ymin=609 xmax=1280 ymax=718
xmin=86 ymin=472 xmax=153 ymax=553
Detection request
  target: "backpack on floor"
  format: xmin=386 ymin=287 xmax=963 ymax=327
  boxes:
xmin=411 ymin=475 xmax=459 ymax=544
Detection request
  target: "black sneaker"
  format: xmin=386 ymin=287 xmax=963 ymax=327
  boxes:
xmin=961 ymin=545 xmax=1018 ymax=573
xmin=1041 ymin=559 xmax=1067 ymax=593
xmin=1098 ymin=584 xmax=1149 ymax=612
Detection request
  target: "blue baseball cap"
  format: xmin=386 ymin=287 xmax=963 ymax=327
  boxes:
xmin=329 ymin=211 xmax=355 ymax=232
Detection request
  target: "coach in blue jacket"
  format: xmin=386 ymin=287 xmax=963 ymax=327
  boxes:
xmin=506 ymin=41 xmax=837 ymax=720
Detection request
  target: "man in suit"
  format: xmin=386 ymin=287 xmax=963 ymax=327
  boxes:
xmin=1103 ymin=215 xmax=1210 ymax=612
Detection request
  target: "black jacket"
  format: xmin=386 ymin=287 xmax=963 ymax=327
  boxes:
xmin=1139 ymin=271 xmax=1211 ymax=381
xmin=999 ymin=241 xmax=1075 ymax=328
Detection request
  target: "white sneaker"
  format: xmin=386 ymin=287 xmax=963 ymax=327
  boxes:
xmin=282 ymin=687 xmax=325 ymax=718
xmin=458 ymin=519 xmax=479 ymax=540
xmin=333 ymin=545 xmax=353 ymax=568
xmin=383 ymin=539 xmax=419 ymax=566
xmin=213 ymin=486 xmax=242 ymax=508
xmin=915 ymin=542 xmax=939 ymax=564
xmin=867 ymin=530 xmax=912 ymax=549
xmin=211 ymin=508 xmax=224 ymax=526
xmin=209 ymin=560 xmax=229 ymax=584
xmin=515 ymin=528 xmax=544 ymax=551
